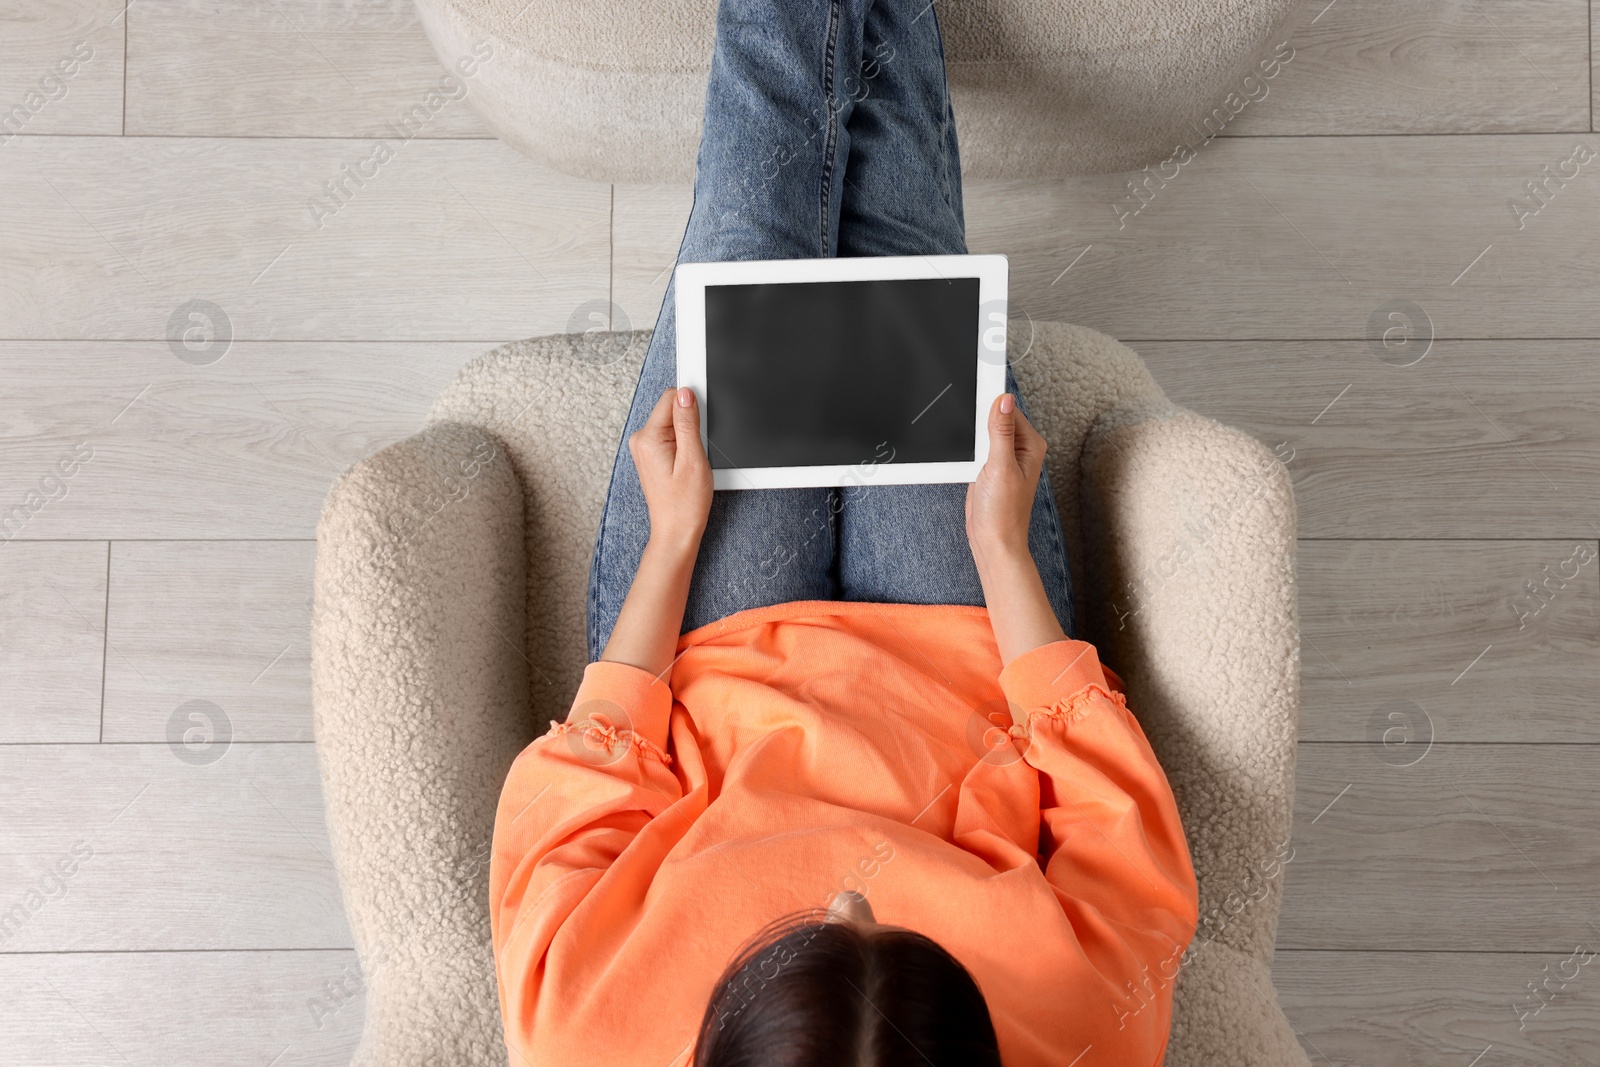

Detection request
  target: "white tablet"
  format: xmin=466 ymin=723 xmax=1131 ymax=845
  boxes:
xmin=675 ymin=254 xmax=1008 ymax=491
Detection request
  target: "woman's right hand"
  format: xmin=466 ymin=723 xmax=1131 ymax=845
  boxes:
xmin=965 ymin=394 xmax=1065 ymax=666
xmin=964 ymin=393 xmax=1047 ymax=568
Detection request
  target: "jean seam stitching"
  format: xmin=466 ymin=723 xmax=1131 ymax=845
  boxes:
xmin=818 ymin=0 xmax=842 ymax=255
xmin=926 ymin=1 xmax=957 ymax=220
xmin=589 ymin=432 xmax=631 ymax=659
xmin=1048 ymin=493 xmax=1073 ymax=636
xmin=1055 ymin=522 xmax=1073 ymax=636
xmin=588 ymin=489 xmax=608 ymax=660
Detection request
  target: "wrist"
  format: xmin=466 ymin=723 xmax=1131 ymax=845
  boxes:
xmin=644 ymin=527 xmax=703 ymax=567
xmin=970 ymin=534 xmax=1034 ymax=576
xmin=973 ymin=545 xmax=1065 ymax=667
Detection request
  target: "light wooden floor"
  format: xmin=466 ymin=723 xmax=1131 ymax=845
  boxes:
xmin=2 ymin=1 xmax=1598 ymax=1063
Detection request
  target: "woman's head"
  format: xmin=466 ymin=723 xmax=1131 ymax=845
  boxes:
xmin=693 ymin=892 xmax=1001 ymax=1067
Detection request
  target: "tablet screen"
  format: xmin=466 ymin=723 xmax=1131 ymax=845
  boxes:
xmin=704 ymin=277 xmax=980 ymax=470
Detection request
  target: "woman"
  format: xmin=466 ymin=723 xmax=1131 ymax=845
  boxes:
xmin=488 ymin=0 xmax=1198 ymax=1063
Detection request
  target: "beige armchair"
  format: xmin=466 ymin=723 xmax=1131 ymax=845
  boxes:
xmin=311 ymin=323 xmax=1308 ymax=1065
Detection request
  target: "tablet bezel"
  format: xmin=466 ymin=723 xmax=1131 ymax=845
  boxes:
xmin=675 ymin=254 xmax=1008 ymax=491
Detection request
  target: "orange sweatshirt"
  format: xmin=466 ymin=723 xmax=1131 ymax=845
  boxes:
xmin=489 ymin=601 xmax=1198 ymax=1067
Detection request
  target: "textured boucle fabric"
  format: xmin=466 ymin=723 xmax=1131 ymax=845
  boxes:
xmin=312 ymin=324 xmax=1309 ymax=1066
xmin=312 ymin=420 xmax=530 ymax=1067
xmin=415 ymin=0 xmax=1302 ymax=181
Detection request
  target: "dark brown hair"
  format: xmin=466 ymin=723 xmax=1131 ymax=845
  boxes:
xmin=692 ymin=914 xmax=1002 ymax=1067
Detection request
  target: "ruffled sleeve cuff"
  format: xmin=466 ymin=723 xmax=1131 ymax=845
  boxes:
xmin=544 ymin=660 xmax=674 ymax=766
xmin=998 ymin=639 xmax=1123 ymax=729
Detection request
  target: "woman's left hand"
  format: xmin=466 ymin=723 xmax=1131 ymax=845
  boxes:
xmin=630 ymin=387 xmax=714 ymax=551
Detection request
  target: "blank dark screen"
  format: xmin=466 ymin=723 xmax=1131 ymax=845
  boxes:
xmin=704 ymin=277 xmax=979 ymax=469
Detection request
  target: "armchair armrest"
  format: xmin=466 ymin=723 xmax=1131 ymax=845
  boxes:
xmin=1079 ymin=410 xmax=1308 ymax=1067
xmin=311 ymin=420 xmax=530 ymax=1067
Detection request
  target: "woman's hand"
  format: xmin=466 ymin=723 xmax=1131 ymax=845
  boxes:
xmin=631 ymin=386 xmax=713 ymax=552
xmin=966 ymin=394 xmax=1065 ymax=666
xmin=965 ymin=393 xmax=1047 ymax=567
xmin=601 ymin=387 xmax=711 ymax=677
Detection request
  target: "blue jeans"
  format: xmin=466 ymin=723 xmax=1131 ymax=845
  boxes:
xmin=586 ymin=0 xmax=1073 ymax=661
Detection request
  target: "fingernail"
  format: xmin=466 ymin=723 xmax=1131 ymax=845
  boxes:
xmin=999 ymin=394 xmax=1014 ymax=414
xmin=677 ymin=387 xmax=693 ymax=407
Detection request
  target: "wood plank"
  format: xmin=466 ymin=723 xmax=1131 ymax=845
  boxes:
xmin=1135 ymin=339 xmax=1600 ymax=539
xmin=126 ymin=0 xmax=492 ymax=139
xmin=1274 ymin=950 xmax=1600 ymax=1066
xmin=613 ymin=135 xmax=1600 ymax=341
xmin=0 ymin=341 xmax=482 ymax=539
xmin=1278 ymin=742 xmax=1600 ymax=952
xmin=1300 ymin=540 xmax=1600 ymax=744
xmin=612 ymin=184 xmax=692 ymax=337
xmin=978 ymin=134 xmax=1600 ymax=341
xmin=0 ymin=0 xmax=124 ymax=138
xmin=0 ymin=541 xmax=106 ymax=743
xmin=1222 ymin=0 xmax=1590 ymax=137
xmin=0 ymin=743 xmax=350 ymax=951
xmin=0 ymin=950 xmax=363 ymax=1066
xmin=0 ymin=137 xmax=610 ymax=341
xmin=103 ymin=542 xmax=314 ymax=744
